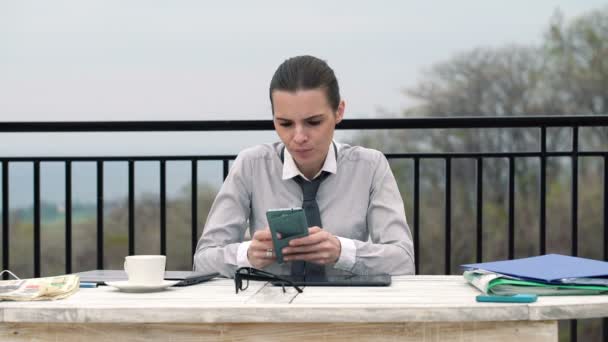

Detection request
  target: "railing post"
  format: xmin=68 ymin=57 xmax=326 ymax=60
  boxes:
xmin=413 ymin=157 xmax=420 ymax=274
xmin=508 ymin=156 xmax=515 ymax=259
xmin=540 ymin=126 xmax=547 ymax=255
xmin=191 ymin=160 xmax=198 ymax=266
xmin=571 ymin=126 xmax=579 ymax=256
xmin=160 ymin=160 xmax=166 ymax=256
xmin=570 ymin=126 xmax=579 ymax=342
xmin=34 ymin=161 xmax=40 ymax=277
xmin=128 ymin=161 xmax=135 ymax=255
xmin=476 ymin=158 xmax=483 ymax=263
xmin=1 ymin=161 xmax=7 ymax=280
xmin=65 ymin=161 xmax=72 ymax=274
xmin=445 ymin=158 xmax=451 ymax=275
xmin=96 ymin=161 xmax=104 ymax=269
xmin=602 ymin=154 xmax=608 ymax=341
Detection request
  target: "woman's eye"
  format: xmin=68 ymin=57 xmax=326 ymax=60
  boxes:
xmin=280 ymin=122 xmax=292 ymax=127
xmin=308 ymin=121 xmax=321 ymax=126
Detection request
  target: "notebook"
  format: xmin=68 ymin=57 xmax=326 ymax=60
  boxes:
xmin=75 ymin=270 xmax=219 ymax=287
xmin=461 ymin=254 xmax=608 ymax=283
xmin=273 ymin=274 xmax=391 ymax=286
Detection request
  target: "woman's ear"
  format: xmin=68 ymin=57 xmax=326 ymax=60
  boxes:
xmin=335 ymin=100 xmax=345 ymax=124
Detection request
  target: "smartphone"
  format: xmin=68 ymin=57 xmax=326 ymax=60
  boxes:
xmin=476 ymin=294 xmax=537 ymax=303
xmin=266 ymin=208 xmax=309 ymax=264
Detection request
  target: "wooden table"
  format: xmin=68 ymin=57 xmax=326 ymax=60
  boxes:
xmin=1 ymin=275 xmax=607 ymax=341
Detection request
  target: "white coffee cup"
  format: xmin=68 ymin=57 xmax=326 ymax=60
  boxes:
xmin=124 ymin=255 xmax=166 ymax=285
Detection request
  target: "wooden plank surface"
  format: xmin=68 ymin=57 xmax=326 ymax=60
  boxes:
xmin=0 ymin=276 xmax=607 ymax=324
xmin=0 ymin=321 xmax=558 ymax=342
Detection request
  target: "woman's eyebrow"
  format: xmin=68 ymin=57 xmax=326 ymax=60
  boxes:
xmin=305 ymin=114 xmax=324 ymax=120
xmin=275 ymin=114 xmax=324 ymax=121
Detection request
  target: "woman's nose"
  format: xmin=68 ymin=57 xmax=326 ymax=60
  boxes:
xmin=293 ymin=126 xmax=308 ymax=143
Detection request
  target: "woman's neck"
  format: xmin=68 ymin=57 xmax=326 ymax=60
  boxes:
xmin=297 ymin=159 xmax=325 ymax=180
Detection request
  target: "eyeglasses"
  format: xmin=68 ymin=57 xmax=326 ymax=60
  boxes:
xmin=234 ymin=267 xmax=303 ymax=294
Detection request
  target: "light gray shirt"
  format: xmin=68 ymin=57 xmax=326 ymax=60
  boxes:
xmin=235 ymin=140 xmax=360 ymax=270
xmin=193 ymin=142 xmax=415 ymax=277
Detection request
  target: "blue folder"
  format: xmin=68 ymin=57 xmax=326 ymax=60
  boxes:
xmin=461 ymin=254 xmax=608 ymax=283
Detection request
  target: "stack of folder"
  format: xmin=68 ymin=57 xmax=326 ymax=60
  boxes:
xmin=461 ymin=254 xmax=608 ymax=296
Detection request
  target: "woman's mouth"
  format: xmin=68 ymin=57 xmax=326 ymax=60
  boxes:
xmin=293 ymin=148 xmax=313 ymax=157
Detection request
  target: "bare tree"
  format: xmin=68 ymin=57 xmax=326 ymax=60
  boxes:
xmin=349 ymin=6 xmax=608 ymax=275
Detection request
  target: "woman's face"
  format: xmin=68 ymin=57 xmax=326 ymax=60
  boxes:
xmin=272 ymin=88 xmax=344 ymax=177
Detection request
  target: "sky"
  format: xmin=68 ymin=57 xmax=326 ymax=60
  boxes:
xmin=0 ymin=0 xmax=606 ymax=207
xmin=1 ymin=0 xmax=606 ymax=122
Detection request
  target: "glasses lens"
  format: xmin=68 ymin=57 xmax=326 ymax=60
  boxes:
xmin=234 ymin=270 xmax=252 ymax=293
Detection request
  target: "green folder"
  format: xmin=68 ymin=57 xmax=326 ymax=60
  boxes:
xmin=464 ymin=270 xmax=608 ymax=296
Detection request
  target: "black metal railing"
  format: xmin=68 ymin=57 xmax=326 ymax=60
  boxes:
xmin=1 ymin=115 xmax=608 ymax=341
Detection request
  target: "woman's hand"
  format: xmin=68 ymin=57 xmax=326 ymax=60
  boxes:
xmin=282 ymin=227 xmax=342 ymax=265
xmin=247 ymin=227 xmax=276 ymax=269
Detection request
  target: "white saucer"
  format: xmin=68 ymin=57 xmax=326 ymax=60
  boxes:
xmin=105 ymin=280 xmax=179 ymax=293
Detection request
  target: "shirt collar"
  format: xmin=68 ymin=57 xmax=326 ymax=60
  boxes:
xmin=282 ymin=141 xmax=337 ymax=181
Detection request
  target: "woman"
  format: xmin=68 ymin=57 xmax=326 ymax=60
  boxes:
xmin=194 ymin=55 xmax=414 ymax=277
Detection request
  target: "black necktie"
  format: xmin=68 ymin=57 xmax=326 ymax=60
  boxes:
xmin=291 ymin=172 xmax=329 ymax=276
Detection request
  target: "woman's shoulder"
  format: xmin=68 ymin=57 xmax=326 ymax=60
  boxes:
xmin=338 ymin=144 xmax=390 ymax=180
xmin=338 ymin=143 xmax=385 ymax=163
